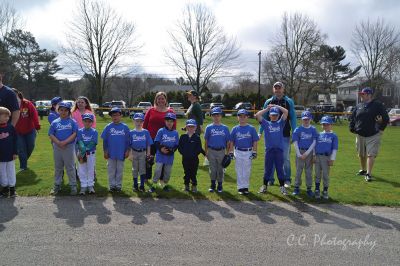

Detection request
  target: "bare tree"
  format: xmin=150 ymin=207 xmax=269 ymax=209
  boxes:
xmin=61 ymin=0 xmax=138 ymax=104
xmin=352 ymin=18 xmax=400 ymax=86
xmin=165 ymin=3 xmax=240 ymax=94
xmin=111 ymin=76 xmax=144 ymax=106
xmin=0 ymin=0 xmax=21 ymax=40
xmin=264 ymin=13 xmax=323 ymax=98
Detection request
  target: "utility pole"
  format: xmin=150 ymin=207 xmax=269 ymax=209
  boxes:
xmin=258 ymin=50 xmax=261 ymax=110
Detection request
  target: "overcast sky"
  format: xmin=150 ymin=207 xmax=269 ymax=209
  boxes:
xmin=9 ymin=0 xmax=400 ymax=82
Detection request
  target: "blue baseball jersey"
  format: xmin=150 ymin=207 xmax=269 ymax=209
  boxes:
xmin=204 ymin=124 xmax=230 ymax=149
xmin=101 ymin=122 xmax=130 ymax=160
xmin=315 ymin=131 xmax=339 ymax=155
xmin=260 ymin=118 xmax=285 ymax=150
xmin=154 ymin=127 xmax=179 ymax=165
xmin=292 ymin=126 xmax=318 ymax=149
xmin=129 ymin=129 xmax=153 ymax=150
xmin=48 ymin=117 xmax=78 ymax=143
xmin=48 ymin=111 xmax=60 ymax=124
xmin=230 ymin=124 xmax=259 ymax=149
xmin=77 ymin=127 xmax=98 ymax=152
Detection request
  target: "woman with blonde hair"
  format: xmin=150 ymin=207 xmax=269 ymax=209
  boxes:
xmin=143 ymin=92 xmax=176 ymax=180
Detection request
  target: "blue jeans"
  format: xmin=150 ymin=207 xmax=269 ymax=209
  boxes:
xmin=264 ymin=148 xmax=284 ymax=187
xmin=265 ymin=137 xmax=291 ymax=184
xmin=17 ymin=130 xmax=37 ymax=169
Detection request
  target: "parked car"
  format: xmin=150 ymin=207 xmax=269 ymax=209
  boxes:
xmin=111 ymin=100 xmax=129 ymax=116
xmin=137 ymin=102 xmax=152 ymax=114
xmin=209 ymin=103 xmax=226 ymax=116
xmin=97 ymin=102 xmax=112 ymax=116
xmin=168 ymin=103 xmax=185 ymax=118
xmin=294 ymin=105 xmax=305 ymax=118
xmin=35 ymin=100 xmax=51 ymax=116
xmin=90 ymin=103 xmax=99 ymax=110
xmin=389 ymin=108 xmax=400 ymax=126
xmin=232 ymin=102 xmax=254 ymax=117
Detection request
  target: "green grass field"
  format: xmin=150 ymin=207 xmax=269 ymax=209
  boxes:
xmin=15 ymin=115 xmax=400 ymax=206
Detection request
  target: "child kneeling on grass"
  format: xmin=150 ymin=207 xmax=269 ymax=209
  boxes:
xmin=0 ymin=107 xmax=17 ymax=198
xmin=314 ymin=116 xmax=338 ymax=200
xmin=77 ymin=113 xmax=98 ymax=195
xmin=101 ymin=107 xmax=130 ymax=193
xmin=148 ymin=112 xmax=179 ymax=193
xmin=256 ymin=104 xmax=289 ymax=195
xmin=49 ymin=102 xmax=78 ymax=195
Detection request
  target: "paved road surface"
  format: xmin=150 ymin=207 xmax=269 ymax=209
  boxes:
xmin=0 ymin=197 xmax=399 ymax=265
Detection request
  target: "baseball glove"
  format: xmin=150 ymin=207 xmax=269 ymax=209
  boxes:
xmin=221 ymin=154 xmax=232 ymax=168
xmin=146 ymin=155 xmax=155 ymax=168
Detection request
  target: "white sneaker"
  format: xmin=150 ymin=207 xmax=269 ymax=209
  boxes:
xmin=284 ymin=181 xmax=291 ymax=188
xmin=280 ymin=186 xmax=288 ymax=195
xmin=258 ymin=185 xmax=267 ymax=194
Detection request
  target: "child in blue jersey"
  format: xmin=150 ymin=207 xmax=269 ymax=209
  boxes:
xmin=101 ymin=107 xmax=130 ymax=192
xmin=229 ymin=109 xmax=259 ymax=195
xmin=48 ymin=96 xmax=62 ymax=124
xmin=0 ymin=107 xmax=18 ymax=198
xmin=77 ymin=113 xmax=98 ymax=195
xmin=292 ymin=111 xmax=318 ymax=197
xmin=256 ymin=104 xmax=289 ymax=195
xmin=129 ymin=112 xmax=153 ymax=192
xmin=204 ymin=107 xmax=231 ymax=193
xmin=313 ymin=116 xmax=338 ymax=200
xmin=48 ymin=102 xmax=78 ymax=195
xmin=148 ymin=112 xmax=179 ymax=193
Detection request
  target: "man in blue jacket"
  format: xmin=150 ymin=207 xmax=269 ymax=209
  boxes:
xmin=259 ymin=81 xmax=296 ymax=188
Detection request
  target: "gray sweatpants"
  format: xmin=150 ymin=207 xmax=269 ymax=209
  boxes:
xmin=208 ymin=148 xmax=225 ymax=182
xmin=294 ymin=151 xmax=313 ymax=188
xmin=153 ymin=163 xmax=172 ymax=183
xmin=131 ymin=150 xmax=146 ymax=179
xmin=315 ymin=155 xmax=330 ymax=188
xmin=107 ymin=159 xmax=124 ymax=189
xmin=53 ymin=144 xmax=77 ymax=186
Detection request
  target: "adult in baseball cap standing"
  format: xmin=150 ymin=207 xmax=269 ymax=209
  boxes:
xmin=349 ymin=87 xmax=389 ymax=182
xmin=259 ymin=81 xmax=297 ymax=188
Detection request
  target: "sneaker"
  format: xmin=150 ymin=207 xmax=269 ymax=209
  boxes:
xmin=139 ymin=186 xmax=145 ymax=192
xmin=133 ymin=184 xmax=139 ymax=191
xmin=163 ymin=185 xmax=170 ymax=192
xmin=9 ymin=187 xmax=16 ymax=198
xmin=148 ymin=186 xmax=156 ymax=193
xmin=322 ymin=191 xmax=329 ymax=200
xmin=238 ymin=188 xmax=244 ymax=195
xmin=306 ymin=189 xmax=314 ymax=197
xmin=208 ymin=187 xmax=215 ymax=192
xmin=88 ymin=186 xmax=95 ymax=194
xmin=79 ymin=187 xmax=86 ymax=195
xmin=365 ymin=174 xmax=372 ymax=182
xmin=292 ymin=187 xmax=300 ymax=196
xmin=217 ymin=184 xmax=223 ymax=193
xmin=258 ymin=185 xmax=267 ymax=194
xmin=50 ymin=185 xmax=61 ymax=195
xmin=284 ymin=181 xmax=291 ymax=188
xmin=315 ymin=190 xmax=321 ymax=199
xmin=115 ymin=187 xmax=122 ymax=193
xmin=280 ymin=186 xmax=288 ymax=195
xmin=184 ymin=184 xmax=190 ymax=192
xmin=70 ymin=186 xmax=78 ymax=196
xmin=357 ymin=170 xmax=367 ymax=175
xmin=243 ymin=188 xmax=249 ymax=195
xmin=267 ymin=181 xmax=274 ymax=186
xmin=108 ymin=187 xmax=115 ymax=193
xmin=191 ymin=185 xmax=198 ymax=193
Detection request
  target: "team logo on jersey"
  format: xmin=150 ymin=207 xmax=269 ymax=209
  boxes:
xmin=56 ymin=123 xmax=72 ymax=130
xmin=81 ymin=133 xmax=93 ymax=142
xmin=268 ymin=125 xmax=280 ymax=133
xmin=300 ymin=132 xmax=313 ymax=140
xmin=318 ymin=135 xmax=332 ymax=144
xmin=161 ymin=134 xmax=176 ymax=143
xmin=131 ymin=134 xmax=146 ymax=142
xmin=110 ymin=128 xmax=126 ymax=135
xmin=0 ymin=132 xmax=10 ymax=139
xmin=235 ymin=131 xmax=251 ymax=140
xmin=210 ymin=128 xmax=226 ymax=136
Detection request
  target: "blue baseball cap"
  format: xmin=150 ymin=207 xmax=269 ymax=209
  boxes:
xmin=358 ymin=87 xmax=373 ymax=95
xmin=81 ymin=113 xmax=94 ymax=121
xmin=186 ymin=119 xmax=197 ymax=126
xmin=58 ymin=101 xmax=72 ymax=110
xmin=237 ymin=109 xmax=248 ymax=116
xmin=133 ymin=112 xmax=145 ymax=120
xmin=301 ymin=110 xmax=313 ymax=120
xmin=211 ymin=107 xmax=222 ymax=115
xmin=320 ymin=116 xmax=334 ymax=124
xmin=269 ymin=107 xmax=280 ymax=115
xmin=51 ymin=96 xmax=62 ymax=105
xmin=109 ymin=107 xmax=122 ymax=116
xmin=165 ymin=112 xmax=176 ymax=120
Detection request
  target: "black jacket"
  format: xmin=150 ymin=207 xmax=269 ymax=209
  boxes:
xmin=178 ymin=133 xmax=204 ymax=159
xmin=349 ymin=99 xmax=389 ymax=137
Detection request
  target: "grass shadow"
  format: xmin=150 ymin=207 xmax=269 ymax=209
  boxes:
xmin=16 ymin=169 xmax=41 ymax=188
xmin=0 ymin=198 xmax=18 ymax=232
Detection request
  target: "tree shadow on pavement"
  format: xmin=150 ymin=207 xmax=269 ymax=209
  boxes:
xmin=0 ymin=198 xmax=18 ymax=232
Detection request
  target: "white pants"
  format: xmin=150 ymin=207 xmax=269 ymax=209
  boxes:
xmin=78 ymin=153 xmax=96 ymax=188
xmin=0 ymin=160 xmax=16 ymax=187
xmin=234 ymin=149 xmax=252 ymax=189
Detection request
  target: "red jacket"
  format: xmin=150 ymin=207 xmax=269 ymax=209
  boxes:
xmin=143 ymin=107 xmax=176 ymax=139
xmin=15 ymin=99 xmax=40 ymax=134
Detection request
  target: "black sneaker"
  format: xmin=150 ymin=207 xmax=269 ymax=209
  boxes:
xmin=133 ymin=184 xmax=139 ymax=192
xmin=9 ymin=187 xmax=17 ymax=198
xmin=357 ymin=170 xmax=367 ymax=176
xmin=0 ymin=186 xmax=10 ymax=198
xmin=243 ymin=188 xmax=249 ymax=195
xmin=238 ymin=188 xmax=244 ymax=195
xmin=365 ymin=174 xmax=372 ymax=182
xmin=108 ymin=187 xmax=115 ymax=193
xmin=139 ymin=186 xmax=145 ymax=192
xmin=163 ymin=185 xmax=170 ymax=192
